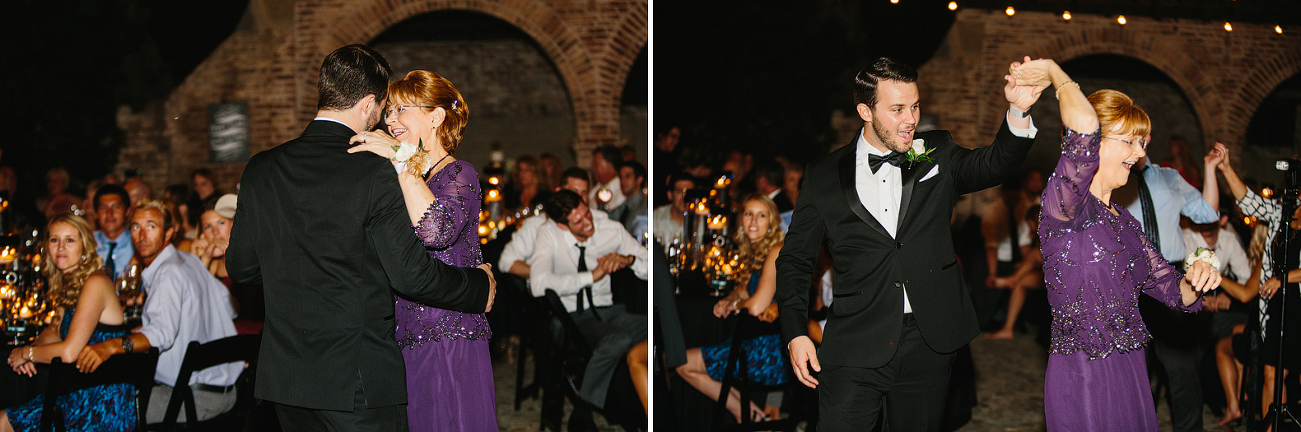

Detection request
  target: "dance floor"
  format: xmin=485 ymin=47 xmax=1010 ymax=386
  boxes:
xmin=490 ymin=332 xmax=1225 ymax=431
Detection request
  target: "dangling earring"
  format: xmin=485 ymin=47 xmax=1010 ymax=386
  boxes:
xmin=81 ymin=254 xmax=88 ymax=263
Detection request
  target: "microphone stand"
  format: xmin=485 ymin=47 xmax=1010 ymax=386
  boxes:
xmin=1266 ymin=165 xmax=1299 ymax=432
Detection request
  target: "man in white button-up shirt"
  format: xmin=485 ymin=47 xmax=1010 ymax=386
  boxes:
xmin=531 ymin=189 xmax=647 ymax=417
xmin=78 ymin=200 xmax=241 ymax=424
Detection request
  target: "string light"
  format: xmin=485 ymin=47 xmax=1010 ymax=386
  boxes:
xmin=1277 ymin=25 xmax=1284 ymax=34
xmin=1062 ymin=11 xmax=1072 ymax=21
xmin=1224 ymin=22 xmax=1233 ymax=32
xmin=1117 ymin=15 xmax=1127 ymax=25
xmin=890 ymin=0 xmax=899 ymax=4
xmin=1005 ymin=6 xmax=1015 ymax=16
xmin=948 ymin=2 xmax=958 ymax=11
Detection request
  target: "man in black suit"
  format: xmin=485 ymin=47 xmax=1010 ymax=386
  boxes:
xmin=227 ymin=44 xmax=495 ymax=431
xmin=775 ymin=57 xmax=1043 ymax=431
xmin=754 ymin=159 xmax=794 ymax=213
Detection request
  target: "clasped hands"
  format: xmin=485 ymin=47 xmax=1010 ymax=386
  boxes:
xmin=590 ymin=253 xmax=633 ymax=281
xmin=8 ymin=346 xmax=36 ymax=376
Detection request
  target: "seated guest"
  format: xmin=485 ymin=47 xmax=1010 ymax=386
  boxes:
xmin=608 ymin=160 xmax=648 ymax=238
xmin=192 ymin=194 xmax=237 ymax=280
xmin=2 ymin=214 xmax=135 ymax=431
xmin=76 ymin=200 xmax=241 ymax=424
xmin=503 ymin=155 xmax=547 ymax=213
xmin=675 ymin=195 xmax=790 ymax=422
xmin=93 ymin=184 xmax=133 ymax=281
xmin=753 ymin=160 xmax=793 ymax=213
xmin=652 ymin=173 xmax=695 ymax=246
xmin=531 ymin=190 xmax=648 ymax=416
xmin=589 ymin=145 xmax=626 ymax=212
xmin=782 ymin=163 xmax=804 ymax=210
xmin=986 ymin=205 xmax=1046 ymax=340
xmin=123 ymin=177 xmax=153 ymax=207
xmin=163 ymin=184 xmax=203 ymax=243
xmin=191 ymin=169 xmax=222 ymax=210
xmin=40 ymin=168 xmax=81 ymax=221
xmin=1186 ymin=212 xmax=1255 ymax=426
xmin=499 ymin=168 xmax=604 ymax=278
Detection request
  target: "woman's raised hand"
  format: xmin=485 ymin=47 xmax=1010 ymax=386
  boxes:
xmin=348 ymin=130 xmax=401 ymax=161
xmin=1010 ymin=56 xmax=1055 ymax=89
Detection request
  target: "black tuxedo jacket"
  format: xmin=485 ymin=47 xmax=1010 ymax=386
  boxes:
xmin=228 ymin=120 xmax=491 ymax=410
xmin=776 ymin=120 xmax=1034 ymax=369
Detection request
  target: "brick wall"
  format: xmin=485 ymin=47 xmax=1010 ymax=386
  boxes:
xmin=116 ymin=0 xmax=647 ymax=192
xmin=912 ymin=9 xmax=1301 ymax=185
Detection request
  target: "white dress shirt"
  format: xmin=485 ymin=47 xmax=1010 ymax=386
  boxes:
xmin=1182 ymin=227 xmax=1250 ymax=284
xmin=499 ymin=209 xmax=609 ymax=270
xmin=530 ymin=214 xmax=648 ymax=312
xmin=138 ymin=244 xmax=241 ymax=387
xmin=590 ymin=177 xmax=626 ymax=211
xmin=852 ymin=116 xmax=1037 ymax=314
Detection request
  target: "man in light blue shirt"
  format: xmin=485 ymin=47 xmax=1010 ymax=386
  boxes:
xmin=1116 ymin=158 xmax=1218 ymax=260
xmin=92 ymin=184 xmax=133 ymax=281
xmin=1113 ymin=136 xmax=1222 ymax=432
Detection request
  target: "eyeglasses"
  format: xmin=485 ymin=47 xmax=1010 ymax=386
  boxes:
xmin=1103 ymin=135 xmax=1148 ymax=150
xmin=385 ymin=104 xmax=437 ymax=118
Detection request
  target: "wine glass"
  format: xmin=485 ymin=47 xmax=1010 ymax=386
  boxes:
xmin=117 ymin=264 xmax=144 ymax=321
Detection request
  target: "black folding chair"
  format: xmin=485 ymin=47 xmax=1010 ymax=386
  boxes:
xmin=502 ymin=273 xmax=547 ymax=411
xmin=712 ymin=313 xmax=808 ymax=432
xmin=149 ymin=333 xmax=261 ymax=431
xmin=40 ymin=348 xmax=160 ymax=432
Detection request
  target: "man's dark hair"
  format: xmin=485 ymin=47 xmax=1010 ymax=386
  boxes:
xmin=753 ymin=160 xmax=784 ymax=190
xmin=317 ymin=44 xmax=393 ymax=111
xmin=592 ymin=145 xmax=623 ymax=166
xmin=93 ymin=184 xmax=130 ymax=211
xmin=618 ymin=161 xmax=647 ymax=186
xmin=561 ymin=167 xmax=590 ymax=185
xmin=666 ymin=172 xmax=696 ymax=190
xmin=852 ymin=57 xmax=918 ymax=109
xmin=544 ymin=190 xmax=586 ymax=223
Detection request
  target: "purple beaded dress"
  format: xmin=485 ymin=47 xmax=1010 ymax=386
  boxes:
xmin=1039 ymin=128 xmax=1201 ymax=431
xmin=398 ymin=159 xmax=497 ymax=431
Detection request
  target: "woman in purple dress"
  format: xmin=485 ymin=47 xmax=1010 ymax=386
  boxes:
xmin=348 ymin=70 xmax=496 ymax=431
xmin=1012 ymin=58 xmax=1221 ymax=430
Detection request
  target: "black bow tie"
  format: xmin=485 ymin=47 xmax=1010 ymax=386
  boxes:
xmin=868 ymin=152 xmax=907 ymax=173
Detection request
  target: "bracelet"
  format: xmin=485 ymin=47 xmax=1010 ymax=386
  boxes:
xmin=26 ymin=346 xmax=34 ymax=361
xmin=1055 ymin=81 xmax=1079 ymax=100
xmin=121 ymin=336 xmax=134 ymax=354
xmin=730 ymin=298 xmax=741 ymax=312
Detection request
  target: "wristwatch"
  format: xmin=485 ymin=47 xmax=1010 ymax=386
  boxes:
xmin=121 ymin=336 xmax=133 ymax=354
xmin=1009 ymin=106 xmax=1030 ymax=118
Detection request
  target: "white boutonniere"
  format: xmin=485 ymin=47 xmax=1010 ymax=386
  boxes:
xmin=1184 ymin=247 xmax=1220 ymax=272
xmin=905 ymin=139 xmax=935 ymax=165
xmin=391 ymin=141 xmax=420 ymax=162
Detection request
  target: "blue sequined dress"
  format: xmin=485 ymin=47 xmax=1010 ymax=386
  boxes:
xmin=1039 ymin=128 xmax=1201 ymax=431
xmin=5 ymin=309 xmax=135 ymax=432
xmin=700 ymin=273 xmax=791 ymax=386
xmin=393 ymin=160 xmax=497 ymax=431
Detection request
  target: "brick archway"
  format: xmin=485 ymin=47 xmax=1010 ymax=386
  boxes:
xmin=294 ymin=0 xmax=647 ymax=166
xmin=114 ymin=0 xmax=646 ymax=190
xmin=918 ymin=8 xmax=1301 ymax=165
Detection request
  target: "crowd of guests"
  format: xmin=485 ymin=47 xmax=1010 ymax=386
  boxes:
xmin=2 ymin=168 xmax=255 ymax=431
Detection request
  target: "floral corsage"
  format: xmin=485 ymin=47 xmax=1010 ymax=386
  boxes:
xmin=1184 ymin=247 xmax=1220 ymax=272
xmin=391 ymin=139 xmax=433 ymax=177
xmin=905 ymin=139 xmax=935 ymax=165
